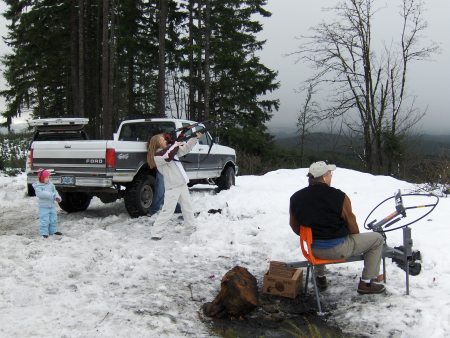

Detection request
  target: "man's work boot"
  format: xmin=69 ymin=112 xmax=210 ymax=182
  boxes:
xmin=357 ymin=279 xmax=386 ymax=294
xmin=371 ymin=274 xmax=384 ymax=283
xmin=316 ymin=276 xmax=327 ymax=291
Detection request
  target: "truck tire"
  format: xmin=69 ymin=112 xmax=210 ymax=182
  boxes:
xmin=124 ymin=174 xmax=155 ymax=218
xmin=217 ymin=166 xmax=235 ymax=191
xmin=58 ymin=192 xmax=92 ymax=213
xmin=27 ymin=184 xmax=36 ymax=197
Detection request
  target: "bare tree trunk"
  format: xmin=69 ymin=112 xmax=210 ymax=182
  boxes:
xmin=375 ymin=131 xmax=383 ymax=173
xmin=108 ymin=0 xmax=115 ymax=131
xmin=187 ymin=0 xmax=195 ymax=121
xmin=297 ymin=83 xmax=318 ymax=167
xmin=78 ymin=0 xmax=85 ymax=117
xmin=37 ymin=83 xmax=45 ymax=117
xmin=101 ymin=0 xmax=112 ymax=138
xmin=385 ymin=0 xmax=436 ymax=175
xmin=70 ymin=2 xmax=79 ymax=117
xmin=196 ymin=3 xmax=203 ymax=121
xmin=157 ymin=0 xmax=168 ymax=117
xmin=127 ymin=58 xmax=135 ymax=117
xmin=166 ymin=74 xmax=173 ymax=117
xmin=299 ymin=129 xmax=305 ymax=167
xmin=363 ymin=123 xmax=373 ymax=172
xmin=293 ymin=0 xmax=437 ymax=175
xmin=171 ymin=71 xmax=181 ymax=118
xmin=94 ymin=2 xmax=102 ymax=138
xmin=84 ymin=1 xmax=97 ymax=137
xmin=203 ymin=0 xmax=211 ymax=120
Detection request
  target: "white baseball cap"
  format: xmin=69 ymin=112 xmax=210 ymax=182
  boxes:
xmin=308 ymin=161 xmax=336 ymax=178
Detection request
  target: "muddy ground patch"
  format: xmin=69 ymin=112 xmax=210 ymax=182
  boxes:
xmin=202 ymin=293 xmax=365 ymax=338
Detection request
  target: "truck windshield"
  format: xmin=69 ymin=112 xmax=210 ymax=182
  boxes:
xmin=119 ymin=121 xmax=176 ymax=142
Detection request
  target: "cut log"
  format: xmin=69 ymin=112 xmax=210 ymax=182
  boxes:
xmin=203 ymin=266 xmax=259 ymax=318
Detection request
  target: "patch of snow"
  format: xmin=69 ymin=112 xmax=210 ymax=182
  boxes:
xmin=0 ymin=168 xmax=448 ymax=337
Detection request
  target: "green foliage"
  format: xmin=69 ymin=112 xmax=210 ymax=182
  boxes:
xmin=3 ymin=168 xmax=22 ymax=176
xmin=2 ymin=0 xmax=279 ymax=153
xmin=283 ymin=318 xmax=343 ymax=338
xmin=223 ymin=126 xmax=274 ymax=156
xmin=0 ymin=131 xmax=30 ymax=170
xmin=274 ymin=131 xmax=450 ymax=184
xmin=232 ymin=143 xmax=303 ymax=176
xmin=2 ymin=0 xmax=72 ymax=122
xmin=383 ymin=131 xmax=404 ymax=161
xmin=114 ymin=0 xmax=160 ymax=120
xmin=209 ymin=0 xmax=279 ymax=129
xmin=410 ymin=156 xmax=450 ymax=195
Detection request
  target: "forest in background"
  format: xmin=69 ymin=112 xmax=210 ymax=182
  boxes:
xmin=2 ymin=129 xmax=448 ymax=190
xmin=1 ymin=0 xmax=279 ymax=157
xmin=272 ymin=131 xmax=449 ymax=194
xmin=0 ymin=0 xmax=447 ymax=188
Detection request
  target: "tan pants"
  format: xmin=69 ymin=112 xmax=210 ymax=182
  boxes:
xmin=153 ymin=184 xmax=195 ymax=229
xmin=312 ymin=232 xmax=384 ymax=280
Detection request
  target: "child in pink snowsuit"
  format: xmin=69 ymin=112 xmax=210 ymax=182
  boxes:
xmin=32 ymin=169 xmax=63 ymax=238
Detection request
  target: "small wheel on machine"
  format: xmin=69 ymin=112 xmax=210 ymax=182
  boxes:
xmin=408 ymin=262 xmax=422 ymax=276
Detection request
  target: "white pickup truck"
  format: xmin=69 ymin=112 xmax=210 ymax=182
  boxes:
xmin=27 ymin=118 xmax=238 ymax=217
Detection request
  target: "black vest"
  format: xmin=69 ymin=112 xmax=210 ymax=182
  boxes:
xmin=290 ymin=183 xmax=348 ymax=240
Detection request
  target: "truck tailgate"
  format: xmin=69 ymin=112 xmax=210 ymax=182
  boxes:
xmin=31 ymin=140 xmax=109 ymax=173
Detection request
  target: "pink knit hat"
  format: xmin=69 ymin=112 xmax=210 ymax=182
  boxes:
xmin=37 ymin=169 xmax=51 ymax=183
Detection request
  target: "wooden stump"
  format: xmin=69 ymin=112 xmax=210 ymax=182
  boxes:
xmin=203 ymin=266 xmax=259 ymax=318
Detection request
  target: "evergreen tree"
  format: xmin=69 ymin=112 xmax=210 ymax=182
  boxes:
xmin=2 ymin=0 xmax=72 ymax=129
xmin=1 ymin=0 xmax=279 ymax=155
xmin=175 ymin=0 xmax=279 ymax=154
xmin=208 ymin=0 xmax=279 ymax=152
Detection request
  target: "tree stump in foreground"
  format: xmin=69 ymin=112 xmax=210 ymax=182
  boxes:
xmin=203 ymin=266 xmax=259 ymax=318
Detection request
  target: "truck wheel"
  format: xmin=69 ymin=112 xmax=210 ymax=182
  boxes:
xmin=217 ymin=166 xmax=235 ymax=191
xmin=124 ymin=174 xmax=155 ymax=218
xmin=58 ymin=192 xmax=92 ymax=213
xmin=27 ymin=184 xmax=36 ymax=197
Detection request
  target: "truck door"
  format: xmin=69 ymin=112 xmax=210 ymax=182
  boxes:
xmin=178 ymin=123 xmax=199 ymax=177
xmin=196 ymin=132 xmax=220 ymax=179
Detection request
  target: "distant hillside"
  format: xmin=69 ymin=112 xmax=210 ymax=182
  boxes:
xmin=413 ymin=134 xmax=450 ymax=155
xmin=274 ymin=132 xmax=348 ymax=151
xmin=274 ymin=132 xmax=450 ymax=157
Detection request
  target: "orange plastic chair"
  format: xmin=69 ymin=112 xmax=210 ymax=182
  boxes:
xmin=300 ymin=225 xmax=345 ymax=313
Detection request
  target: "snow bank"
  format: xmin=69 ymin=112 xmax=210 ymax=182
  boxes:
xmin=0 ymin=169 xmax=448 ymax=337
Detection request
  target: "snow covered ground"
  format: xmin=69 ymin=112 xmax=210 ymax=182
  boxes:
xmin=0 ymin=169 xmax=448 ymax=337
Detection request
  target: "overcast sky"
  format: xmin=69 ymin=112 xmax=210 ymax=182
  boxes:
xmin=258 ymin=0 xmax=450 ymax=135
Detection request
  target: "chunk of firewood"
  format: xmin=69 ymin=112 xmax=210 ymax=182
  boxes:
xmin=203 ymin=266 xmax=259 ymax=318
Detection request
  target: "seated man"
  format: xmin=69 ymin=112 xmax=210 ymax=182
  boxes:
xmin=289 ymin=161 xmax=385 ymax=294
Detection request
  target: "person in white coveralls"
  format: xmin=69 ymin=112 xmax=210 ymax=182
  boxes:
xmin=147 ymin=132 xmax=203 ymax=235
